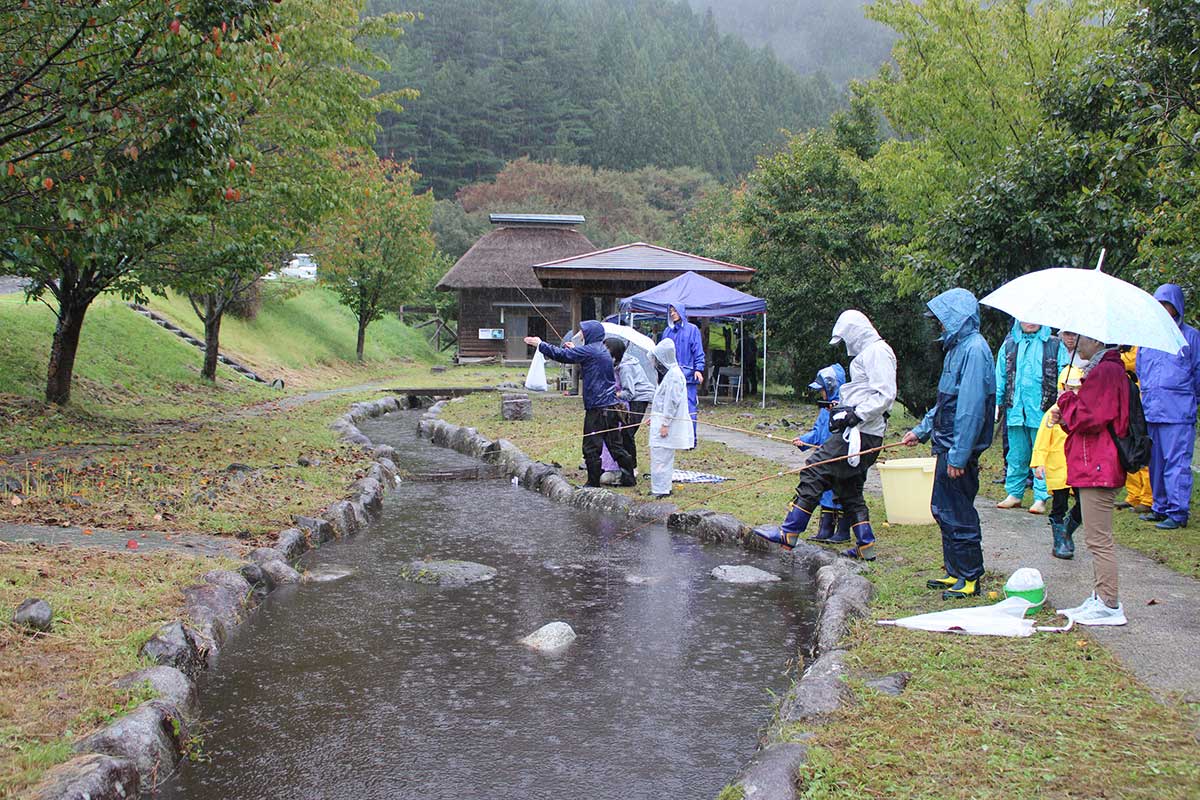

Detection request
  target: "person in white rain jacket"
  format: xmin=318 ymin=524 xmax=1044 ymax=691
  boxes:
xmin=648 ymin=338 xmax=694 ymax=497
xmin=755 ymin=310 xmax=897 ymax=560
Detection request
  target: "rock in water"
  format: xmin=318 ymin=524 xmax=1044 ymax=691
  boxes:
xmin=401 ymin=560 xmax=497 ymax=587
xmin=521 ymin=621 xmax=576 ymax=655
xmin=501 ymin=392 xmax=533 ymax=421
xmin=13 ymin=598 xmax=52 ymax=632
xmin=711 ymin=565 xmax=781 ymax=584
xmin=303 ymin=565 xmax=357 ymax=583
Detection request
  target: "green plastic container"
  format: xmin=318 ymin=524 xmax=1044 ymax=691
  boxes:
xmin=1004 ymin=568 xmax=1046 ymax=617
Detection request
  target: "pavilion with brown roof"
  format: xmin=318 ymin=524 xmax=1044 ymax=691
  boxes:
xmin=438 ymin=214 xmax=756 ymax=364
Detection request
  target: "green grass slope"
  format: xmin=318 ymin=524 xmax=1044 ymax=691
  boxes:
xmin=147 ymin=285 xmax=440 ymax=375
xmin=0 ymin=294 xmax=273 ymax=424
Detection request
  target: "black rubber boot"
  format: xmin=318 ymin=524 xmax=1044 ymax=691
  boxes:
xmin=942 ymin=577 xmax=980 ymax=600
xmin=828 ymin=512 xmax=851 ymax=544
xmin=1050 ymin=515 xmax=1073 ymax=560
xmin=619 ymin=469 xmax=636 ymax=487
xmin=807 ymin=509 xmax=839 ymax=542
xmin=585 ymin=461 xmax=603 ymax=488
xmin=1064 ymin=513 xmax=1080 ymax=557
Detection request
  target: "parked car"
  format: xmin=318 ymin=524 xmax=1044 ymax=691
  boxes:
xmin=263 ymin=253 xmax=317 ymax=281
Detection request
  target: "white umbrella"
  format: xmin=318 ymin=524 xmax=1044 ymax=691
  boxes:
xmin=980 ymin=266 xmax=1186 ymax=354
xmin=600 ymin=322 xmax=657 ymax=354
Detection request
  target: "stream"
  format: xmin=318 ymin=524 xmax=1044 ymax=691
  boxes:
xmin=156 ymin=410 xmax=816 ymax=799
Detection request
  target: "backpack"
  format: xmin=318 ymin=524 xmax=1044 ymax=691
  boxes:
xmin=1108 ymin=376 xmax=1152 ymax=473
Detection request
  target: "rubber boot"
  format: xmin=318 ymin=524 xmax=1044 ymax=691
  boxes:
xmin=754 ymin=503 xmax=812 ymax=550
xmin=1064 ymin=513 xmax=1080 ymax=557
xmin=926 ymin=573 xmax=958 ymax=590
xmin=841 ymin=516 xmax=876 ymax=561
xmin=807 ymin=508 xmax=838 ymax=542
xmin=1050 ymin=515 xmax=1072 ymax=560
xmin=619 ymin=469 xmax=636 ymax=487
xmin=828 ymin=511 xmax=852 ymax=544
xmin=942 ymin=577 xmax=980 ymax=600
xmin=584 ymin=461 xmax=603 ymax=488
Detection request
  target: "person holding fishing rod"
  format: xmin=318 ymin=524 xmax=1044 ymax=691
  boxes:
xmin=901 ymin=287 xmax=996 ymax=600
xmin=526 ymin=321 xmax=637 ymax=488
xmin=755 ymin=310 xmax=897 ymax=561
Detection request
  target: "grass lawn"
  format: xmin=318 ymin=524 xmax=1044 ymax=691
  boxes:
xmin=0 ymin=543 xmax=234 ymax=797
xmin=440 ymin=391 xmax=1200 ymax=799
xmin=0 ymin=289 xmax=509 ymax=792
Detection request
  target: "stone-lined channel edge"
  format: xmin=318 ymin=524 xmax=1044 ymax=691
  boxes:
xmin=418 ymin=399 xmax=878 ymax=800
xmin=28 ymin=395 xmax=411 ymax=800
xmin=27 ymin=394 xmax=878 ymax=800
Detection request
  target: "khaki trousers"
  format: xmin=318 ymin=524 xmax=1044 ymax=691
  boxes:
xmin=1078 ymin=486 xmax=1119 ymax=606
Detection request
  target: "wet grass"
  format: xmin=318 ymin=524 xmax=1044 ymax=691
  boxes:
xmin=0 ymin=543 xmax=232 ymax=797
xmin=442 ymin=392 xmax=1200 ymax=799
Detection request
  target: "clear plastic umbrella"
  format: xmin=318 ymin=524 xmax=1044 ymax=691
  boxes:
xmin=980 ymin=266 xmax=1187 ymax=354
xmin=877 ymin=597 xmax=1071 ymax=638
xmin=570 ymin=322 xmax=659 ymax=387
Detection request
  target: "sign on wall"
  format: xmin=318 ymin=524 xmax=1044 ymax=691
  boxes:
xmin=478 ymin=328 xmax=505 ymax=340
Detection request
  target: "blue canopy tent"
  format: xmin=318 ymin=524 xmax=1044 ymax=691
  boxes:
xmin=619 ymin=271 xmax=768 ymax=407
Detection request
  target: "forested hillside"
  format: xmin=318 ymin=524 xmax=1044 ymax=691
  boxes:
xmin=368 ymin=0 xmax=839 ymax=195
xmin=686 ymin=0 xmax=896 ymax=86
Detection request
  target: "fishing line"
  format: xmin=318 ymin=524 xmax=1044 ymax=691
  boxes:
xmin=615 ymin=440 xmax=908 ymax=540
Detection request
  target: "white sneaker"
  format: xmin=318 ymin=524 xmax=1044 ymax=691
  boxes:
xmin=1056 ymin=593 xmax=1101 ymax=618
xmin=1072 ymin=601 xmax=1127 ymax=627
xmin=1028 ymin=500 xmax=1046 ymax=515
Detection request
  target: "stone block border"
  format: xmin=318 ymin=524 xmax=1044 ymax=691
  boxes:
xmin=29 ymin=395 xmax=410 ymax=800
xmin=416 ymin=400 xmax=877 ymax=800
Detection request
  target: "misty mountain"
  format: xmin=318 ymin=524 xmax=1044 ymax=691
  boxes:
xmin=686 ymin=0 xmax=896 ymax=85
xmin=370 ymin=0 xmax=841 ymax=196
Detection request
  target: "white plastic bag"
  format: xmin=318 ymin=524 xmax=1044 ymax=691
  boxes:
xmin=525 ymin=350 xmax=549 ymax=392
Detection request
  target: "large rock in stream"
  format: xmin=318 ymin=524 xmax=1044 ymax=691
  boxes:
xmin=710 ymin=564 xmax=781 ymax=584
xmin=521 ymin=621 xmax=576 ymax=655
xmin=400 ymin=560 xmax=497 ymax=587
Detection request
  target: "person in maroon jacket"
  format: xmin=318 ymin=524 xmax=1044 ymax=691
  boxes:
xmin=1050 ymin=336 xmax=1129 ymax=626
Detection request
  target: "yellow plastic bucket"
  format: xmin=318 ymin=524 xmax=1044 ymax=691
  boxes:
xmin=877 ymin=457 xmax=937 ymax=525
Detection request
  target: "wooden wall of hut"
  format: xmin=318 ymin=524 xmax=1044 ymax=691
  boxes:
xmin=455 ymin=287 xmax=573 ymax=361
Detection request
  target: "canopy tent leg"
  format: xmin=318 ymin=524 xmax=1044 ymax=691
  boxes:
xmin=761 ymin=314 xmax=767 ymax=409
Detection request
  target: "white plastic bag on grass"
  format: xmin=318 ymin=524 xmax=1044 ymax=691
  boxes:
xmin=525 ymin=350 xmax=549 ymax=392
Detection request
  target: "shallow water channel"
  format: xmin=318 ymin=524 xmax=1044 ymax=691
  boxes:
xmin=157 ymin=411 xmax=816 ymax=799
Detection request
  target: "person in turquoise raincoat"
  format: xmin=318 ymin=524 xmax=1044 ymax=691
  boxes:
xmin=994 ymin=321 xmax=1069 ymax=514
xmin=903 ymin=288 xmax=996 ymax=600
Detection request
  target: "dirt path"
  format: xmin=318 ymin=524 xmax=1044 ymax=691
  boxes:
xmin=0 ymin=523 xmax=244 ymax=557
xmin=699 ymin=423 xmax=1200 ymax=703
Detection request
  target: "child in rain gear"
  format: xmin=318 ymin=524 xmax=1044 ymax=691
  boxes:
xmin=525 ymin=321 xmax=636 ymax=488
xmin=1117 ymin=346 xmax=1153 ymax=513
xmin=1030 ymin=362 xmax=1085 ymax=559
xmin=755 ymin=310 xmax=897 ymax=561
xmin=660 ymin=302 xmax=705 ymax=444
xmin=795 ymin=364 xmax=852 ymax=544
xmin=648 ymin=338 xmax=694 ymax=497
xmin=607 ymin=337 xmax=655 ymax=473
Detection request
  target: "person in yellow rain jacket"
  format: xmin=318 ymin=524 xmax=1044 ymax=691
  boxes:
xmin=1117 ymin=346 xmax=1154 ymax=513
xmin=1031 ymin=361 xmax=1085 ymax=559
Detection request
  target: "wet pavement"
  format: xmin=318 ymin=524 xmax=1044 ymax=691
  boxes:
xmin=155 ymin=412 xmax=817 ymax=799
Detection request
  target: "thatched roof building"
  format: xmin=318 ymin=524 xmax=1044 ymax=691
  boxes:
xmin=439 ymin=214 xmax=592 ymax=363
xmin=437 ymin=214 xmax=594 ymax=291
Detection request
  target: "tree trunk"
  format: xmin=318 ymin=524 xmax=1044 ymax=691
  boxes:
xmin=356 ymin=314 xmax=367 ymax=362
xmin=202 ymin=295 xmax=223 ymax=382
xmin=45 ymin=300 xmax=89 ymax=405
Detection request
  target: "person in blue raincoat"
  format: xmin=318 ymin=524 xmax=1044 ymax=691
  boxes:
xmin=795 ymin=364 xmax=853 ymax=544
xmin=525 ymin=321 xmax=636 ymax=488
xmin=1136 ymin=283 xmax=1200 ymax=530
xmin=994 ymin=321 xmax=1069 ymax=514
xmin=903 ymin=288 xmax=996 ymax=600
xmin=660 ymin=302 xmax=706 ymax=445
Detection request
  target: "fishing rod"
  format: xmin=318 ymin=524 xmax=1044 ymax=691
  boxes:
xmin=615 ymin=440 xmax=908 ymax=540
xmin=495 ymin=263 xmax=566 ymax=343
